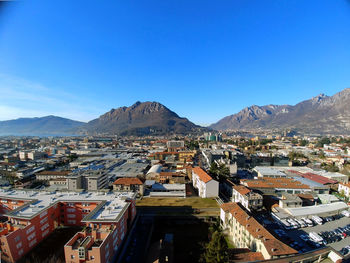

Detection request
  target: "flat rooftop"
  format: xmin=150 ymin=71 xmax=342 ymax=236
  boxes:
xmin=0 ymin=189 xmax=135 ymax=221
xmin=254 ymin=166 xmax=286 ymax=177
xmin=285 ymin=202 xmax=348 ymax=217
xmin=110 ymin=162 xmax=148 ymax=178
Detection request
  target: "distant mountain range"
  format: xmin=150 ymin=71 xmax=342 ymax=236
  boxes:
xmin=210 ymin=88 xmax=350 ymax=135
xmin=0 ymin=102 xmax=205 ymax=136
xmin=0 ymin=116 xmax=84 ymax=136
xmin=2 ymin=88 xmax=350 ymax=136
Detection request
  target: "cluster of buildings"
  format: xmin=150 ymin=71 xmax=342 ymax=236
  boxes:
xmin=0 ymin=188 xmax=136 ymax=263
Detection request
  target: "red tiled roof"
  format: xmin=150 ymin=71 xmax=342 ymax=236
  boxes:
xmin=229 ymin=249 xmax=264 ymax=262
xmin=301 ymin=173 xmax=337 ymax=185
xmin=192 ymin=167 xmax=213 ymax=183
xmin=233 ymin=185 xmax=251 ymax=196
xmin=113 ymin=178 xmax=143 ymax=185
xmin=0 ymin=162 xmax=16 ymax=166
xmin=221 ymin=202 xmax=297 ymax=257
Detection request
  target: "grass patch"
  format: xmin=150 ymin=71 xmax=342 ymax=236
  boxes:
xmin=136 ymin=197 xmax=219 ymax=208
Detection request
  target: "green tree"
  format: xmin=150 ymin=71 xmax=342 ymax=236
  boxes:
xmin=300 ymin=140 xmax=309 ymax=146
xmin=316 ymin=137 xmax=331 ymax=148
xmin=203 ymin=231 xmax=229 ymax=263
xmin=209 ymin=162 xmax=230 ymax=181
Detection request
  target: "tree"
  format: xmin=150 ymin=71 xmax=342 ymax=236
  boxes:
xmin=209 ymin=162 xmax=230 ymax=181
xmin=316 ymin=137 xmax=331 ymax=148
xmin=203 ymin=231 xmax=229 ymax=263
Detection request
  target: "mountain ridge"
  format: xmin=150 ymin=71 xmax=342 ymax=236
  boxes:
xmin=210 ymin=88 xmax=350 ymax=134
xmin=79 ymin=101 xmax=205 ymax=136
xmin=0 ymin=116 xmax=85 ymax=136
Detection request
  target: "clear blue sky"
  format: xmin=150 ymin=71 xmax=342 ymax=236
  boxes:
xmin=0 ymin=0 xmax=350 ymax=125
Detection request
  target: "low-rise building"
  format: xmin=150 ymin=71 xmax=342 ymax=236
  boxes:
xmin=220 ymin=202 xmax=297 ymax=260
xmin=241 ymin=177 xmax=311 ymax=195
xmin=113 ymin=178 xmax=144 ymax=195
xmin=192 ymin=167 xmax=218 ymax=198
xmin=36 ymin=170 xmax=70 ymax=181
xmin=253 ymin=166 xmax=287 ymax=178
xmin=278 ymin=193 xmax=302 ymax=209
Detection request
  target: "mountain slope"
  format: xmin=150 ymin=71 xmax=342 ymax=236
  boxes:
xmin=81 ymin=101 xmax=204 ymax=135
xmin=210 ymin=88 xmax=350 ymax=134
xmin=0 ymin=116 xmax=85 ymax=135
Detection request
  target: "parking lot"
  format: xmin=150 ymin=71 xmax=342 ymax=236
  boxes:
xmin=267 ymin=214 xmax=350 ymax=255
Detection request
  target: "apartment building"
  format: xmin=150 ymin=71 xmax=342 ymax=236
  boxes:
xmin=223 ymin=181 xmax=263 ymax=211
xmin=0 ymin=189 xmax=136 ymax=263
xmin=220 ymin=202 xmax=297 ymax=260
xmin=192 ymin=167 xmax=218 ymax=198
xmin=67 ymin=171 xmax=109 ymax=191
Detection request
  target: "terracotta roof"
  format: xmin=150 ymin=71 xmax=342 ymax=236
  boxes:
xmin=113 ymin=178 xmax=143 ymax=185
xmin=233 ymin=184 xmax=251 ymax=196
xmin=297 ymin=193 xmax=315 ymax=200
xmin=229 ymin=249 xmax=264 ymax=262
xmin=0 ymin=162 xmax=16 ymax=166
xmin=221 ymin=202 xmax=297 ymax=257
xmin=242 ymin=177 xmax=310 ymax=189
xmin=192 ymin=167 xmax=213 ymax=183
xmin=340 ymin=182 xmax=350 ymax=188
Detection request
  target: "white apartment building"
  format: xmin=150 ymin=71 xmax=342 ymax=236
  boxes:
xmin=192 ymin=167 xmax=218 ymax=198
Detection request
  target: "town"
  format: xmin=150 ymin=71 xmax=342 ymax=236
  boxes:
xmin=0 ymin=133 xmax=349 ymax=263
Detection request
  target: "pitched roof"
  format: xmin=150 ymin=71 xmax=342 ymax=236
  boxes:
xmin=242 ymin=177 xmax=310 ymax=189
xmin=301 ymin=172 xmax=337 ymax=185
xmin=233 ymin=184 xmax=251 ymax=196
xmin=221 ymin=202 xmax=297 ymax=257
xmin=113 ymin=178 xmax=143 ymax=185
xmin=192 ymin=167 xmax=213 ymax=183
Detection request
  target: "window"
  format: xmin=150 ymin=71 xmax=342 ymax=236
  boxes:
xmin=40 ymin=210 xmax=48 ymax=218
xmin=40 ymin=217 xmax=48 ymax=224
xmin=27 ymin=232 xmax=36 ymax=241
xmin=26 ymin=226 xmax=35 ymax=235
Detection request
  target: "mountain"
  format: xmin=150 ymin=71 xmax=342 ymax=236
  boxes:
xmin=80 ymin=101 xmax=204 ymax=136
xmin=210 ymin=88 xmax=350 ymax=135
xmin=0 ymin=116 xmax=85 ymax=136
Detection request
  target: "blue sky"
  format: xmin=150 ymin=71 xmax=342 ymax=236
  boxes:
xmin=0 ymin=0 xmax=350 ymax=125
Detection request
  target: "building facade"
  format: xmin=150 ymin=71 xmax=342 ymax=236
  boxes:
xmin=220 ymin=202 xmax=297 ymax=260
xmin=192 ymin=167 xmax=218 ymax=198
